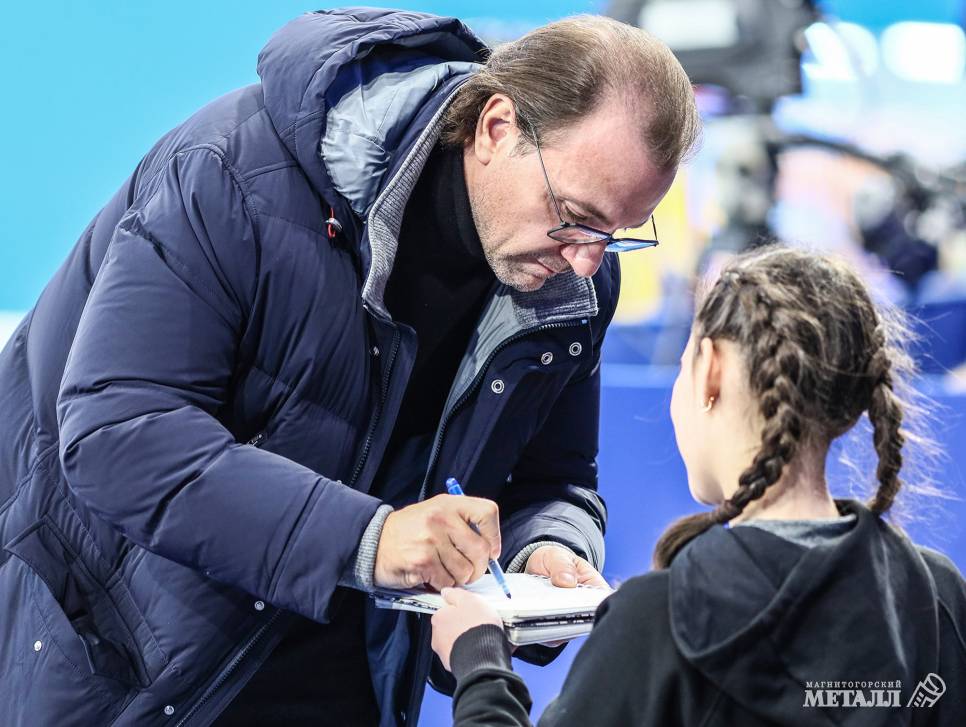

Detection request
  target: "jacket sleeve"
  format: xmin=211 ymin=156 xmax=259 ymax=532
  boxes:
xmin=57 ymin=147 xmax=383 ymax=623
xmin=451 ymin=575 xmax=675 ymax=727
xmin=535 ymin=575 xmax=669 ymax=726
xmin=497 ymin=259 xmax=620 ymax=574
xmin=450 ymin=625 xmax=534 ymax=727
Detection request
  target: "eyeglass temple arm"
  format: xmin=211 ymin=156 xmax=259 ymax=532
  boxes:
xmin=526 ymin=118 xmax=566 ymax=223
xmin=526 ymin=116 xmax=661 ymax=240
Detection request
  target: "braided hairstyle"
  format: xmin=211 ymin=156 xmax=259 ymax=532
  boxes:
xmin=653 ymin=247 xmax=909 ymax=569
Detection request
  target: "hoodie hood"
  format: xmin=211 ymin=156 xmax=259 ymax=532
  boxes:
xmin=670 ymin=501 xmax=942 ymax=726
xmin=256 ymin=8 xmax=486 ymax=221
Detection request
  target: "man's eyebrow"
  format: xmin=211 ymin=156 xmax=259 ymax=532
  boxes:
xmin=569 ymin=198 xmax=612 ymax=227
xmin=567 ymin=197 xmax=649 ymax=231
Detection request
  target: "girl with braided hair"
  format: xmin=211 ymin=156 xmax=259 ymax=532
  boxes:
xmin=431 ymin=246 xmax=966 ymax=726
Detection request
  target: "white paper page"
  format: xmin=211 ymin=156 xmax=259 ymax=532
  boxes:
xmin=384 ymin=573 xmax=612 ymax=618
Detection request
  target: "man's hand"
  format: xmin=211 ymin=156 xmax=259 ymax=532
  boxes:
xmin=374 ymin=494 xmax=501 ymax=591
xmin=524 ymin=545 xmax=608 ymax=589
xmin=431 ymin=587 xmax=503 ymax=672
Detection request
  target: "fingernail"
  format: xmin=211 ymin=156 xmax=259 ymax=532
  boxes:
xmin=561 ymin=572 xmax=576 ymax=586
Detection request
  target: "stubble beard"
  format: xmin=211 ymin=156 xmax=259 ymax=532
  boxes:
xmin=469 ymin=179 xmax=548 ymax=294
xmin=481 ymin=242 xmax=547 ymax=293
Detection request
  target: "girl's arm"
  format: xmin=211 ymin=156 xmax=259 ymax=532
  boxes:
xmin=434 ymin=576 xmax=677 ymax=726
xmin=449 ymin=623 xmax=534 ymax=726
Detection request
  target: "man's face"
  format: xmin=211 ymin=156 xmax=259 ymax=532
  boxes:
xmin=464 ymin=94 xmax=678 ymax=292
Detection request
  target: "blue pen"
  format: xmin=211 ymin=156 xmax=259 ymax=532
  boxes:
xmin=445 ymin=477 xmax=512 ymax=599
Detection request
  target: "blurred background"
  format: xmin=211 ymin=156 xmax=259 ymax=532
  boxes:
xmin=2 ymin=1 xmax=965 ymax=724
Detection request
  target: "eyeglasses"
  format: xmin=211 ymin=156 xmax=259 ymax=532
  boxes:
xmin=530 ymin=125 xmax=660 ymax=253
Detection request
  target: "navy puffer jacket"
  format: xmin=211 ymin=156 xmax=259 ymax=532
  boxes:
xmin=0 ymin=9 xmax=618 ymax=726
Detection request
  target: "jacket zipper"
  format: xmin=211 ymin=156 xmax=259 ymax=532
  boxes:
xmin=404 ymin=319 xmax=582 ymax=722
xmin=348 ymin=327 xmax=400 ymax=488
xmin=176 ymin=329 xmax=401 ymax=723
xmin=171 ymin=429 xmax=277 ymax=724
xmin=178 ymin=330 xmax=400 ymax=721
xmin=177 ymin=329 xmax=401 ymax=723
xmin=417 ymin=319 xmax=582 ymax=502
xmin=174 ymin=609 xmax=283 ymax=727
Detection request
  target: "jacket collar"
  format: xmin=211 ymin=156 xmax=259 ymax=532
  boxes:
xmin=258 ymin=9 xmax=598 ymax=328
xmin=361 ymin=88 xmax=598 ymax=327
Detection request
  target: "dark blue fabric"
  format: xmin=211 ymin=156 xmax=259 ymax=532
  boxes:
xmin=0 ymin=8 xmax=617 ymax=727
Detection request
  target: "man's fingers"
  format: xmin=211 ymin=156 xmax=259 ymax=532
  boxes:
xmin=524 ymin=545 xmax=579 ymax=587
xmin=375 ymin=495 xmax=503 ymax=591
xmin=575 ymin=557 xmax=609 ymax=588
xmin=438 ymin=534 xmax=477 ymax=586
xmin=447 ymin=519 xmax=491 ymax=583
xmin=524 ymin=546 xmax=609 ymax=589
xmin=426 ymin=550 xmax=459 ymax=592
xmin=543 ymin=547 xmax=579 ymax=587
xmin=403 ymin=569 xmax=426 ymax=589
xmin=450 ymin=495 xmax=501 ymax=559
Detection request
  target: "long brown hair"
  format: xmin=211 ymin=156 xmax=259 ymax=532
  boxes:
xmin=441 ymin=15 xmax=701 ymax=170
xmin=653 ymin=247 xmax=917 ymax=569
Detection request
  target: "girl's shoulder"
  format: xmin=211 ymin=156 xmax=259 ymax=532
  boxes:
xmin=598 ymin=571 xmax=671 ymax=622
xmin=916 ymin=546 xmax=966 ymax=613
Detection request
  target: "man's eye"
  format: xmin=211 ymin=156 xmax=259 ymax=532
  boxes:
xmin=564 ymin=206 xmax=589 ymax=223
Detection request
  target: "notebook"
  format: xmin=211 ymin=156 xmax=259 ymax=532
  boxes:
xmin=372 ymin=573 xmax=613 ymax=646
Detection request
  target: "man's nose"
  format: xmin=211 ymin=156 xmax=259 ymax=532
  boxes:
xmin=560 ymin=241 xmax=607 ymax=278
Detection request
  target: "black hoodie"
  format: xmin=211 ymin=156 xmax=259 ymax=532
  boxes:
xmin=448 ymin=501 xmax=966 ymax=726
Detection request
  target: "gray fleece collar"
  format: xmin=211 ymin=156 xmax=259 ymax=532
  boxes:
xmin=359 ymin=88 xmax=598 ymax=328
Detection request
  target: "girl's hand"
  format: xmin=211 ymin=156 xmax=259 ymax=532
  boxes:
xmin=431 ymin=587 xmax=503 ymax=671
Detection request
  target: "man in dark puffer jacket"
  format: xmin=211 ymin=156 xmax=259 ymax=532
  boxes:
xmin=0 ymin=9 xmax=698 ymax=726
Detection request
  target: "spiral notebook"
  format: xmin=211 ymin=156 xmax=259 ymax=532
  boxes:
xmin=372 ymin=573 xmax=613 ymax=646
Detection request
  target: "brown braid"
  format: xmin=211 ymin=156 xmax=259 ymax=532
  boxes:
xmin=653 ymin=275 xmax=810 ymax=567
xmin=653 ymin=247 xmax=915 ymax=570
xmin=866 ymin=327 xmax=905 ymax=513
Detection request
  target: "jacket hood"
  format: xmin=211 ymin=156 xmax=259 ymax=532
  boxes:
xmin=256 ymin=8 xmax=486 ymax=222
xmin=255 ymin=9 xmax=600 ymax=329
xmin=670 ymin=501 xmax=942 ymax=725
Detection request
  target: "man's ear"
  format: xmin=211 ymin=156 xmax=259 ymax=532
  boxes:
xmin=472 ymin=94 xmax=517 ymax=165
xmin=695 ymin=336 xmax=722 ymax=409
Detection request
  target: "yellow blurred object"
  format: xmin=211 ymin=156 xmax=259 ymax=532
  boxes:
xmin=614 ymin=170 xmax=703 ymax=323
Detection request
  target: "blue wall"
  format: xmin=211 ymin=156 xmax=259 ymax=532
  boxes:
xmin=0 ymin=1 xmax=602 ymax=312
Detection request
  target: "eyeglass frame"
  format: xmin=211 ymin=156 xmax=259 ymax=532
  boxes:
xmin=527 ymin=121 xmax=660 ymax=253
